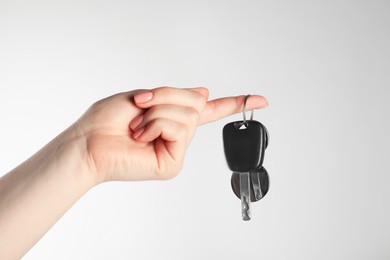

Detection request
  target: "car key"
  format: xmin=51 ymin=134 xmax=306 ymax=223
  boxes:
xmin=223 ymin=95 xmax=270 ymax=221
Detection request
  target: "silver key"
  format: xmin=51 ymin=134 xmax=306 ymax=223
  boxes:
xmin=240 ymin=172 xmax=251 ymax=221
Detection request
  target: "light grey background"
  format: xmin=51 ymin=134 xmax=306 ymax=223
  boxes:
xmin=1 ymin=0 xmax=389 ymax=259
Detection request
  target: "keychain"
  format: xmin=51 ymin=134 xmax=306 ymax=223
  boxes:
xmin=223 ymin=95 xmax=270 ymax=221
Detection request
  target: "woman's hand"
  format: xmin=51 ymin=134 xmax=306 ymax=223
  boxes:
xmin=0 ymin=86 xmax=267 ymax=259
xmin=77 ymin=86 xmax=268 ymax=183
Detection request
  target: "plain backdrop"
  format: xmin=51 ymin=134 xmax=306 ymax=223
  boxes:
xmin=1 ymin=0 xmax=389 ymax=259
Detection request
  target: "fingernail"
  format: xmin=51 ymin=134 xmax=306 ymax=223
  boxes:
xmin=134 ymin=91 xmax=153 ymax=104
xmin=133 ymin=127 xmax=145 ymax=139
xmin=130 ymin=115 xmax=144 ymax=130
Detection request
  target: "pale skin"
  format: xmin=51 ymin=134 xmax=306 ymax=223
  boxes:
xmin=0 ymin=86 xmax=268 ymax=259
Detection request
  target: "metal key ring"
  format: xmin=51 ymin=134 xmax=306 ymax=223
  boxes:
xmin=243 ymin=94 xmax=254 ymax=126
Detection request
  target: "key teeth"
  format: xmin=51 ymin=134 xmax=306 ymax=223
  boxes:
xmin=242 ymin=195 xmax=251 ymax=221
xmin=240 ymin=172 xmax=251 ymax=221
xmin=250 ymin=170 xmax=263 ymax=201
xmin=255 ymin=190 xmax=262 ymax=201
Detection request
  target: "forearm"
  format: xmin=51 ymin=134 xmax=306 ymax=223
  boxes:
xmin=0 ymin=123 xmax=96 ymax=259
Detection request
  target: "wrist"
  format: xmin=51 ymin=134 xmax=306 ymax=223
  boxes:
xmin=51 ymin=121 xmax=101 ymax=190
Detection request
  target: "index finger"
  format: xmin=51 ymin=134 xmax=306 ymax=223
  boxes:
xmin=198 ymin=95 xmax=268 ymax=125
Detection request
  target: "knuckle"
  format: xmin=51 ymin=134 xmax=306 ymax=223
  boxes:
xmin=144 ymin=106 xmax=166 ymax=124
xmin=176 ymin=124 xmax=188 ymax=138
xmin=148 ymin=118 xmax=161 ymax=129
xmin=185 ymin=107 xmax=200 ymax=124
xmin=200 ymin=87 xmax=209 ymax=97
xmin=156 ymin=86 xmax=173 ymax=96
xmin=193 ymin=92 xmax=207 ymax=109
xmin=146 ymin=105 xmax=159 ymax=117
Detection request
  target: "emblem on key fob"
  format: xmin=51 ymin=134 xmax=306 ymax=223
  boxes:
xmin=223 ymin=95 xmax=270 ymax=221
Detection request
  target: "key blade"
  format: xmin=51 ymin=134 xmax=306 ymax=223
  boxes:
xmin=251 ymin=170 xmax=263 ymax=201
xmin=239 ymin=172 xmax=251 ymax=221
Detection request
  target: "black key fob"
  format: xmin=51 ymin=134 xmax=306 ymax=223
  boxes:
xmin=223 ymin=120 xmax=268 ymax=172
